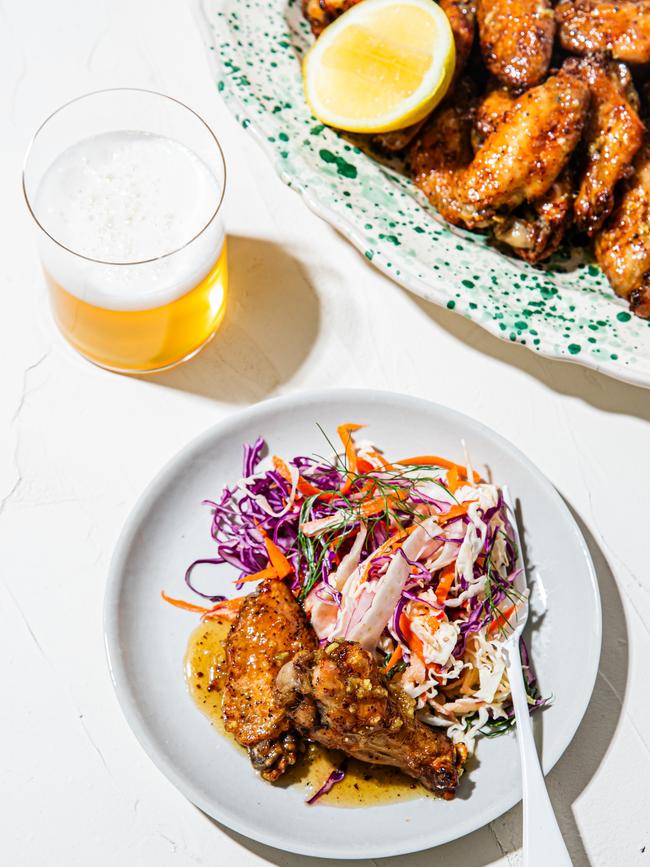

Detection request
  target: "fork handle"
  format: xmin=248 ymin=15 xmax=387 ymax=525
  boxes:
xmin=506 ymin=640 xmax=573 ymax=867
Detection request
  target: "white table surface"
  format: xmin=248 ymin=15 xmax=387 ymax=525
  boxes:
xmin=2 ymin=1 xmax=649 ymax=865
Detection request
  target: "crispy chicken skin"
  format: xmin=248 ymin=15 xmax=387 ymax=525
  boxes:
xmin=569 ymin=56 xmax=644 ymax=236
xmin=374 ymin=0 xmax=477 ymax=153
xmin=471 ymin=85 xmax=516 ymax=151
xmin=276 ymin=640 xmax=467 ymax=799
xmin=412 ymin=65 xmax=589 ymax=230
xmin=556 ymin=0 xmax=650 ymax=64
xmin=477 ymin=0 xmax=555 ymax=91
xmin=595 ymin=142 xmax=650 ymax=318
xmin=411 ymin=79 xmax=480 ymax=226
xmin=223 ymin=580 xmax=318 ymax=781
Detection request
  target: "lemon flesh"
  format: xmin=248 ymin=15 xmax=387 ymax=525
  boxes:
xmin=304 ymin=0 xmax=455 ymax=134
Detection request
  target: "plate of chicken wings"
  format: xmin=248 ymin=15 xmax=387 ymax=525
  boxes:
xmin=197 ymin=0 xmax=650 ymax=386
xmin=104 ymin=389 xmax=601 ymax=858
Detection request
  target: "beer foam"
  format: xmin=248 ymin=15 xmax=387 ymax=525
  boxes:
xmin=34 ymin=131 xmax=224 ymax=310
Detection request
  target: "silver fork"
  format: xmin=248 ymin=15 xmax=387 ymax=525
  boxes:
xmin=501 ymin=486 xmax=573 ymax=867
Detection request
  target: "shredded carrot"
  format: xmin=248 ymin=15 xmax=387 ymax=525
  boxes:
xmin=259 ymin=529 xmax=293 ymax=579
xmin=272 ymin=455 xmax=334 ymax=501
xmin=435 ymin=562 xmax=456 ymax=604
xmin=160 ymin=591 xmax=211 ymax=613
xmin=382 ymin=644 xmax=403 ymax=672
xmin=396 ymin=455 xmax=482 ymax=484
xmin=435 ymin=500 xmax=477 ymax=525
xmin=446 ymin=465 xmax=460 ymax=493
xmin=399 ymin=612 xmax=426 ymax=664
xmin=487 ymin=604 xmax=516 ymax=636
xmin=338 ymin=423 xmax=364 ymax=494
xmin=359 ymin=488 xmax=408 ymax=518
xmin=367 ymin=449 xmax=392 ymax=470
xmin=359 ymin=526 xmax=416 ymax=582
xmin=356 ymin=457 xmax=375 ymax=474
xmin=237 ymin=564 xmax=279 ymax=583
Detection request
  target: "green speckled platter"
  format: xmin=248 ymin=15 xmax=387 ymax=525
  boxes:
xmin=196 ymin=0 xmax=650 ymax=387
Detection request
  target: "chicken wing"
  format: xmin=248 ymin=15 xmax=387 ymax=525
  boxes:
xmin=223 ymin=580 xmax=318 ymax=781
xmin=569 ymin=56 xmax=644 ymax=236
xmin=276 ymin=640 xmax=467 ymax=798
xmin=302 ymin=0 xmax=360 ymax=36
xmin=471 ymin=85 xmax=516 ymax=151
xmin=595 ymin=141 xmax=650 ymax=318
xmin=477 ymin=0 xmax=555 ymax=91
xmin=493 ymin=169 xmax=574 ymax=262
xmin=411 ymin=80 xmax=479 ymax=225
xmin=412 ymin=64 xmax=590 ymax=229
xmin=557 ymin=0 xmax=650 ymax=64
xmin=374 ymin=0 xmax=477 ymax=153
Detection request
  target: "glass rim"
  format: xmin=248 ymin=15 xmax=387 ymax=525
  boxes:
xmin=22 ymin=87 xmax=227 ymax=267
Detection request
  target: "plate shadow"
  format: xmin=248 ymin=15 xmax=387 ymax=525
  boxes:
xmin=134 ymin=235 xmax=321 ymax=403
xmin=405 ymin=292 xmax=650 ymax=423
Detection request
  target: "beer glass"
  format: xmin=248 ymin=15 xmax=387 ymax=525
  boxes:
xmin=23 ymin=89 xmax=227 ymax=373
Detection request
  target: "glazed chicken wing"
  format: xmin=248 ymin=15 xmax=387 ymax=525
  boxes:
xmin=276 ymin=640 xmax=467 ymax=799
xmin=477 ymin=0 xmax=555 ymax=91
xmin=412 ymin=65 xmax=589 ymax=229
xmin=569 ymin=56 xmax=644 ymax=236
xmin=223 ymin=580 xmax=318 ymax=781
xmin=557 ymin=0 xmax=650 ymax=64
xmin=595 ymin=141 xmax=650 ymax=318
xmin=471 ymin=85 xmax=516 ymax=151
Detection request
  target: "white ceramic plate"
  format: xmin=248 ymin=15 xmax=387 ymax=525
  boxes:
xmin=104 ymin=389 xmax=601 ymax=859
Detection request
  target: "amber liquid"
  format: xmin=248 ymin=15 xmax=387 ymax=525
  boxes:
xmin=46 ymin=241 xmax=228 ymax=373
xmin=184 ymin=619 xmax=428 ymax=807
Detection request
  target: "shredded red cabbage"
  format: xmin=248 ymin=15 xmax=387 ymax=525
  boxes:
xmin=306 ymin=762 xmax=347 ymax=804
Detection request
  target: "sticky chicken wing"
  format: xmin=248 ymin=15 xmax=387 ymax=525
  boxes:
xmin=223 ymin=580 xmax=318 ymax=781
xmin=557 ymin=0 xmax=650 ymax=65
xmin=412 ymin=65 xmax=589 ymax=230
xmin=302 ymin=0 xmax=360 ymax=36
xmin=477 ymin=0 xmax=555 ymax=91
xmin=595 ymin=142 xmax=650 ymax=318
xmin=569 ymin=56 xmax=644 ymax=236
xmin=276 ymin=640 xmax=467 ymax=798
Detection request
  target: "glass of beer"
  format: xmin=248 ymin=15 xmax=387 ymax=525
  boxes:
xmin=23 ymin=89 xmax=227 ymax=373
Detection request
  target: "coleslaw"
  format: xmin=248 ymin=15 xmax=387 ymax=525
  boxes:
xmin=164 ymin=423 xmax=546 ymax=753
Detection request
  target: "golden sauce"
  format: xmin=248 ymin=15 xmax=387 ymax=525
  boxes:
xmin=184 ymin=620 xmax=431 ymax=807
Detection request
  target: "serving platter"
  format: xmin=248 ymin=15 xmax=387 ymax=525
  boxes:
xmin=104 ymin=389 xmax=601 ymax=858
xmin=195 ymin=0 xmax=650 ymax=388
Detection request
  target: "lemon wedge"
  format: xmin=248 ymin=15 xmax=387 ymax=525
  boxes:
xmin=303 ymin=0 xmax=455 ymax=134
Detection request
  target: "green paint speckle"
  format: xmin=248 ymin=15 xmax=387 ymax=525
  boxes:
xmin=364 ymin=250 xmax=373 ymax=261
xmin=278 ymin=131 xmax=289 ymax=141
xmin=319 ymin=149 xmax=357 ymax=179
xmin=217 ymin=81 xmax=225 ymax=92
xmin=446 ymin=300 xmax=456 ymax=310
xmin=568 ymin=344 xmax=581 ymax=355
xmin=462 ymin=279 xmax=475 ymax=289
xmin=616 ymin=311 xmax=631 ymax=322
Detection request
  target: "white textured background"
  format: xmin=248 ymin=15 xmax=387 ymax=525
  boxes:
xmin=1 ymin=1 xmax=648 ymax=864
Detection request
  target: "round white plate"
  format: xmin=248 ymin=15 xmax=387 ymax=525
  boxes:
xmin=104 ymin=389 xmax=601 ymax=859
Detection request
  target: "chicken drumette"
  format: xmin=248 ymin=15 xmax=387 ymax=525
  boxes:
xmin=276 ymin=639 xmax=467 ymax=799
xmin=223 ymin=580 xmax=318 ymax=781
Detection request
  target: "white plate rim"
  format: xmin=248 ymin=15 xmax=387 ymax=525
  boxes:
xmin=104 ymin=388 xmax=602 ymax=858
